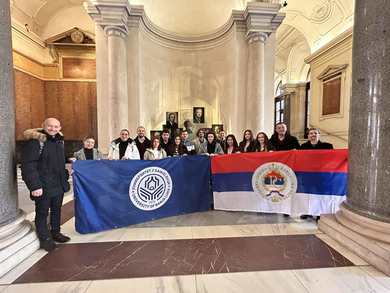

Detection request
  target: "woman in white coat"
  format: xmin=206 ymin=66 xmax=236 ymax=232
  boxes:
xmin=108 ymin=129 xmax=140 ymax=160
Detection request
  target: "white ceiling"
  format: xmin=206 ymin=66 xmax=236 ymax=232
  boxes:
xmin=132 ymin=0 xmax=243 ymax=36
xmin=11 ymin=0 xmax=353 ymax=49
xmin=279 ymin=0 xmax=354 ymax=52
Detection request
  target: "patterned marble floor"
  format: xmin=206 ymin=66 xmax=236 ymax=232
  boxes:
xmin=4 ymin=179 xmax=390 ymax=292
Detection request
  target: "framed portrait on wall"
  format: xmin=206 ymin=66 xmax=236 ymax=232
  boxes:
xmin=166 ymin=112 xmax=178 ymax=124
xmin=193 ymin=107 xmax=205 ymax=124
xmin=200 ymin=127 xmax=212 ymax=134
xmin=150 ymin=130 xmax=162 ymax=138
xmin=165 ymin=112 xmax=178 ymax=138
xmin=211 ymin=124 xmax=223 ymax=135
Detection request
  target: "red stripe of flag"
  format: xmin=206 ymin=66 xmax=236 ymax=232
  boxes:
xmin=211 ymin=149 xmax=348 ymax=174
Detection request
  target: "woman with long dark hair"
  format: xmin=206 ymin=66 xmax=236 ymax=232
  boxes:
xmin=239 ymin=129 xmax=256 ymax=153
xmin=224 ymin=134 xmax=240 ymax=154
xmin=254 ymin=132 xmax=273 ymax=152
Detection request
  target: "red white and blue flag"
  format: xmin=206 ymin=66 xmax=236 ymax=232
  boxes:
xmin=211 ymin=150 xmax=348 ymax=216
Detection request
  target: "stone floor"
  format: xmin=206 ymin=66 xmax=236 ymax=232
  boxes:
xmin=3 ymin=176 xmax=390 ymax=292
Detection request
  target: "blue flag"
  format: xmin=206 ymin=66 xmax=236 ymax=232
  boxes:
xmin=73 ymin=156 xmax=212 ymax=234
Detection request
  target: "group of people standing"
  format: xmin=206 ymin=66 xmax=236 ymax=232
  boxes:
xmin=21 ymin=118 xmax=334 ymax=253
xmin=74 ymin=122 xmax=333 ymax=162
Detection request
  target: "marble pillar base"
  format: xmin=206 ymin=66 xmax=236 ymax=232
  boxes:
xmin=0 ymin=210 xmax=39 ymax=277
xmin=319 ymin=208 xmax=390 ymax=276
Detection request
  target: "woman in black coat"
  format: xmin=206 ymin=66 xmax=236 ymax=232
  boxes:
xmin=167 ymin=135 xmax=188 ymax=157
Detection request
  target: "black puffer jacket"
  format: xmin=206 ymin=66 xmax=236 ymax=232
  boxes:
xmin=21 ymin=128 xmax=70 ymax=197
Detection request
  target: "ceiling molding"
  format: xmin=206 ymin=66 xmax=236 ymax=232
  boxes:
xmin=11 ymin=18 xmax=46 ymax=48
xmin=84 ymin=1 xmax=284 ymax=49
xmin=130 ymin=3 xmax=283 ymax=44
xmin=305 ymin=26 xmax=352 ymax=64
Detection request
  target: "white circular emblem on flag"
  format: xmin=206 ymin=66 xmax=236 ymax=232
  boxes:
xmin=129 ymin=167 xmax=173 ymax=211
xmin=252 ymin=162 xmax=297 ymax=202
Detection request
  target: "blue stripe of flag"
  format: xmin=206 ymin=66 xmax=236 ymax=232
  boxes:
xmin=212 ymin=172 xmax=347 ymax=196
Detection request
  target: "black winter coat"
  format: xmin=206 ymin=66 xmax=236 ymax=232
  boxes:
xmin=21 ymin=128 xmax=70 ymax=198
xmin=134 ymin=136 xmax=151 ymax=160
xmin=167 ymin=143 xmax=188 ymax=156
xmin=238 ymin=140 xmax=256 ymax=153
xmin=269 ymin=134 xmax=300 ymax=151
xmin=300 ymin=140 xmax=334 ymax=150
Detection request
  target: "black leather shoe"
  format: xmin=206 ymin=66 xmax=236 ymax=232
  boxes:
xmin=51 ymin=232 xmax=71 ymax=243
xmin=40 ymin=238 xmax=57 ymax=252
xmin=300 ymin=215 xmax=314 ymax=220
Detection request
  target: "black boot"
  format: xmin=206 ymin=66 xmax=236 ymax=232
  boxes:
xmin=51 ymin=232 xmax=71 ymax=243
xmin=40 ymin=238 xmax=57 ymax=252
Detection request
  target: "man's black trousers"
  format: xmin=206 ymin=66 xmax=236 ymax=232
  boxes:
xmin=34 ymin=193 xmax=64 ymax=241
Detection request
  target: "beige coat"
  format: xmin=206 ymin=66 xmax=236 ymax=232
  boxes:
xmin=144 ymin=148 xmax=167 ymax=160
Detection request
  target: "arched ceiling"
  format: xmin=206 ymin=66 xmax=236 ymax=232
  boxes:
xmin=10 ymin=0 xmax=353 ymax=51
xmin=131 ymin=0 xmax=243 ymax=36
xmin=278 ymin=0 xmax=354 ymax=52
xmin=11 ymin=0 xmax=93 ymax=39
xmin=11 ymin=0 xmax=243 ymax=38
xmin=12 ymin=0 xmax=84 ymax=24
xmin=275 ymin=24 xmax=311 ymax=84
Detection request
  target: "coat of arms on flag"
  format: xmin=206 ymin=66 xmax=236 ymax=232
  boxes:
xmin=211 ymin=150 xmax=348 ymax=216
xmin=252 ymin=162 xmax=297 ymax=202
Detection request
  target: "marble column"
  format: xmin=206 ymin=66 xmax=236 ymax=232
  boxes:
xmin=0 ymin=0 xmax=39 ymax=277
xmin=318 ymin=0 xmax=390 ymax=276
xmin=105 ymin=26 xmax=129 ymax=141
xmin=84 ymin=0 xmax=131 ymax=147
xmin=0 ymin=0 xmax=17 ymax=226
xmin=246 ymin=32 xmax=267 ymax=132
xmin=344 ymin=0 xmax=390 ymax=222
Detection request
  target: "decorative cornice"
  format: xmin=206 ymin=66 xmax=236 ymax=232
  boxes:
xmin=11 ymin=19 xmax=46 ymax=48
xmin=84 ymin=1 xmax=284 ymax=49
xmin=84 ymin=0 xmax=130 ymax=34
xmin=244 ymin=2 xmax=285 ymax=37
xmin=317 ymin=64 xmax=348 ymax=81
xmin=45 ymin=27 xmax=95 ymax=46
